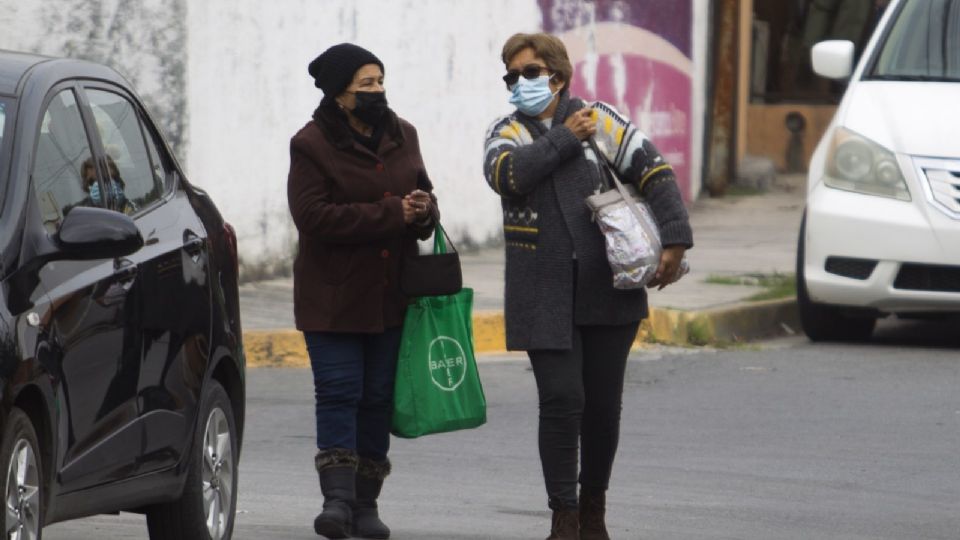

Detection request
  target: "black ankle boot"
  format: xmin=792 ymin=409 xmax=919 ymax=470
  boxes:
xmin=314 ymin=449 xmax=357 ymax=539
xmin=352 ymin=458 xmax=391 ymax=539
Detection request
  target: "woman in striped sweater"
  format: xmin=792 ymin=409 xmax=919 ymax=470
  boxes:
xmin=482 ymin=33 xmax=693 ymax=540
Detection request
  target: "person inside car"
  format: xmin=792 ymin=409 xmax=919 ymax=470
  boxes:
xmin=80 ymin=156 xmax=138 ymax=214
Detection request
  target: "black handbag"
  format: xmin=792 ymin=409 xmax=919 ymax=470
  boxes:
xmin=400 ymin=223 xmax=463 ymax=297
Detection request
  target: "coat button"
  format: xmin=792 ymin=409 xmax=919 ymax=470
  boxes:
xmin=376 ymin=163 xmax=385 ymax=171
xmin=381 ymin=249 xmax=390 ymax=258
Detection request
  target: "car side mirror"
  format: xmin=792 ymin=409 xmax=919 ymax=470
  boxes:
xmin=55 ymin=206 xmax=144 ymax=260
xmin=6 ymin=207 xmax=143 ymax=314
xmin=811 ymin=40 xmax=855 ymax=80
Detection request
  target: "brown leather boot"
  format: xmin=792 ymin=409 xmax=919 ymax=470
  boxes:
xmin=546 ymin=508 xmax=579 ymax=540
xmin=579 ymin=488 xmax=610 ymax=540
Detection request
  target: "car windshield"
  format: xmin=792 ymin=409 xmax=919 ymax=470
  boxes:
xmin=869 ymin=0 xmax=960 ymax=81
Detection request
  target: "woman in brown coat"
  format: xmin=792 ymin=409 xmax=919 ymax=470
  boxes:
xmin=287 ymin=43 xmax=437 ymax=540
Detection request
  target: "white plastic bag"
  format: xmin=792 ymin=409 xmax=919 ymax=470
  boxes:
xmin=585 ymin=165 xmax=689 ymax=289
xmin=586 ymin=184 xmax=662 ymax=288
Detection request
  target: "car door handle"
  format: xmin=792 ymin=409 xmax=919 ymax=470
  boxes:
xmin=183 ymin=236 xmax=205 ymax=256
xmin=115 ymin=267 xmax=137 ymax=283
xmin=182 ymin=230 xmax=207 ymax=266
xmin=96 ymin=259 xmax=138 ymax=306
xmin=114 ymin=258 xmax=138 ymax=284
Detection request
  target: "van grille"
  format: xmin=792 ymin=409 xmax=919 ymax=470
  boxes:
xmin=893 ymin=263 xmax=960 ymax=293
xmin=915 ymin=158 xmax=960 ymax=220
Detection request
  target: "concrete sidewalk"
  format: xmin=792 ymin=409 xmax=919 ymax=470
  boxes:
xmin=240 ymin=175 xmax=807 ymax=365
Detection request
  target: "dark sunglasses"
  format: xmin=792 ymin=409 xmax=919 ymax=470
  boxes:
xmin=503 ymin=64 xmax=551 ymax=88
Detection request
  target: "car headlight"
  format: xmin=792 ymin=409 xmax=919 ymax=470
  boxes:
xmin=823 ymin=127 xmax=910 ymax=201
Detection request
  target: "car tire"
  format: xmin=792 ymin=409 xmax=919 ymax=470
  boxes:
xmin=1 ymin=408 xmax=43 ymax=540
xmin=147 ymin=381 xmax=237 ymax=540
xmin=797 ymin=214 xmax=877 ymax=342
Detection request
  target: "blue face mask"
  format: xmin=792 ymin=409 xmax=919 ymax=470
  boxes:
xmin=89 ymin=179 xmax=124 ymax=206
xmin=509 ymin=75 xmax=558 ymax=117
xmin=89 ymin=182 xmax=102 ymax=204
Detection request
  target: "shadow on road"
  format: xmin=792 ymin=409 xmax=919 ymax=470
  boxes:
xmin=870 ymin=317 xmax=960 ymax=349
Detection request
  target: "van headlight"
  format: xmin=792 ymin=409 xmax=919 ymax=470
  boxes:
xmin=823 ymin=127 xmax=910 ymax=201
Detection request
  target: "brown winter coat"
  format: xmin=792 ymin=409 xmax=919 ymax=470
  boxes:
xmin=287 ymin=104 xmax=436 ymax=333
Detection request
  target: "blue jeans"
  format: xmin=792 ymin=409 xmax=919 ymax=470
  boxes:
xmin=304 ymin=328 xmax=402 ymax=461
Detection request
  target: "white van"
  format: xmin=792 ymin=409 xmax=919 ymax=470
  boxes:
xmin=799 ymin=0 xmax=960 ymax=341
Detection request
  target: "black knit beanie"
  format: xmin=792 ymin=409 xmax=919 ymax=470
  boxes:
xmin=308 ymin=43 xmax=384 ymax=97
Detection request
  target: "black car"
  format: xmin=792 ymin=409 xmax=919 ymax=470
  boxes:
xmin=0 ymin=50 xmax=244 ymax=539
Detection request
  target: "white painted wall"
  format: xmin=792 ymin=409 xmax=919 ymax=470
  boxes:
xmin=187 ymin=0 xmax=543 ymax=264
xmin=1 ymin=0 xmax=709 ymax=269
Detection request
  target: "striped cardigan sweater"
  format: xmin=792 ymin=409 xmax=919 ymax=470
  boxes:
xmin=482 ymin=92 xmax=693 ymax=350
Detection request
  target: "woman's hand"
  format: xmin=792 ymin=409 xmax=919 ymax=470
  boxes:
xmin=563 ymin=108 xmax=597 ymax=141
xmin=404 ymin=189 xmax=432 ymax=224
xmin=647 ymin=245 xmax=687 ymax=290
xmin=401 ymin=198 xmax=418 ymax=224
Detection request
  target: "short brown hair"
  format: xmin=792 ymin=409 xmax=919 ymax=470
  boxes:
xmin=80 ymin=157 xmax=96 ymax=188
xmin=501 ymin=33 xmax=573 ymax=91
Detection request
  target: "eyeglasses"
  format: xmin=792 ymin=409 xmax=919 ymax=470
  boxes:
xmin=503 ymin=64 xmax=551 ymax=88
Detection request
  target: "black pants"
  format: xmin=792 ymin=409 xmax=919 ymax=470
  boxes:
xmin=528 ymin=321 xmax=640 ymax=511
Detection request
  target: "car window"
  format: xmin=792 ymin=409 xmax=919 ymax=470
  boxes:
xmin=0 ymin=100 xmax=6 ymax=147
xmin=140 ymin=118 xmax=175 ymax=192
xmin=0 ymin=99 xmax=11 ymax=213
xmin=871 ymin=0 xmax=960 ymax=81
xmin=31 ymin=90 xmax=99 ymax=235
xmin=85 ymin=89 xmax=164 ymax=215
xmin=0 ymin=99 xmax=7 ymax=170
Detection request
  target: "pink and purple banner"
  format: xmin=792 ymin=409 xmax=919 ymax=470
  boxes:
xmin=540 ymin=0 xmax=694 ymax=200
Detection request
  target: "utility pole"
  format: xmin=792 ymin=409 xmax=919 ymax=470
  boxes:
xmin=705 ymin=0 xmax=740 ymax=197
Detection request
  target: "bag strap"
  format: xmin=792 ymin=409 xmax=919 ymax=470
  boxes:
xmin=412 ymin=221 xmax=459 ymax=257
xmin=430 ymin=222 xmax=458 ymax=255
xmin=586 ymin=136 xmax=649 ymax=226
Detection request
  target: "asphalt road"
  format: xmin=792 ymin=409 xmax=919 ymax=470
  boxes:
xmin=46 ymin=318 xmax=960 ymax=539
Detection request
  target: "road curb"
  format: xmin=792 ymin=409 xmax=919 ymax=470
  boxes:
xmin=640 ymin=297 xmax=800 ymax=346
xmin=243 ymin=330 xmax=312 ymax=369
xmin=242 ymin=298 xmax=800 ymax=367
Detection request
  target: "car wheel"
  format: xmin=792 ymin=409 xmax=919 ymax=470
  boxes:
xmin=797 ymin=214 xmax=876 ymax=342
xmin=147 ymin=381 xmax=237 ymax=540
xmin=1 ymin=408 xmax=43 ymax=540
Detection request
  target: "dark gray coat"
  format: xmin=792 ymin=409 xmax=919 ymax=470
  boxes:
xmin=482 ymin=91 xmax=693 ymax=350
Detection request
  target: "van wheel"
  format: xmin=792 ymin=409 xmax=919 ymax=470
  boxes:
xmin=797 ymin=215 xmax=876 ymax=342
xmin=147 ymin=382 xmax=237 ymax=540
xmin=1 ymin=408 xmax=43 ymax=540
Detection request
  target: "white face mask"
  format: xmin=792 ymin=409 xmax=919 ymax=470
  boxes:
xmin=508 ymin=74 xmax=558 ymax=116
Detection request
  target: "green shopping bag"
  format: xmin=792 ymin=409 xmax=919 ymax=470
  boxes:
xmin=392 ymin=226 xmax=486 ymax=438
